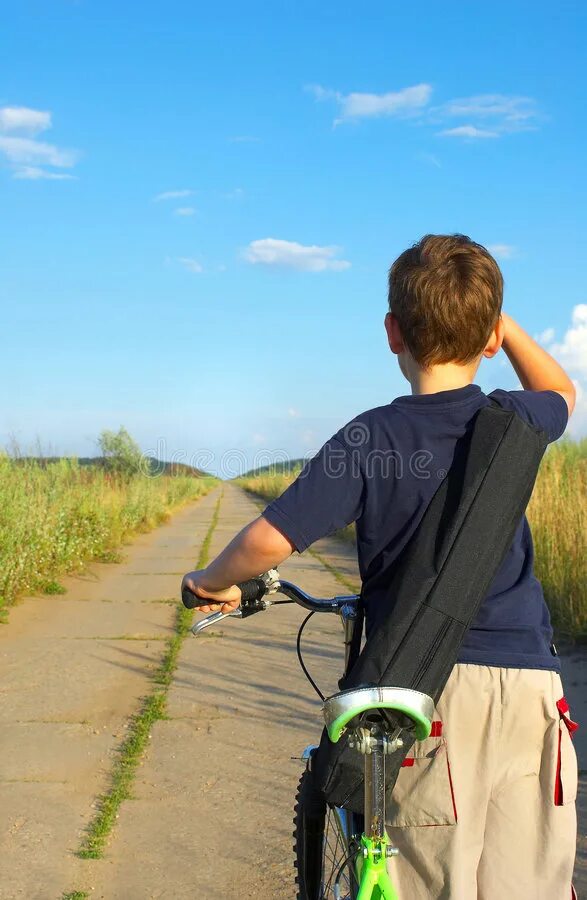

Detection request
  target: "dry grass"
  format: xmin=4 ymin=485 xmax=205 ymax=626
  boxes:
xmin=238 ymin=440 xmax=587 ymax=638
xmin=0 ymin=456 xmax=216 ymax=616
xmin=236 ymin=469 xmax=301 ymax=502
xmin=528 ymin=440 xmax=586 ymax=638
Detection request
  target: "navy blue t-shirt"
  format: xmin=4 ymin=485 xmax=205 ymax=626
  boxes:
xmin=263 ymin=385 xmax=568 ymax=672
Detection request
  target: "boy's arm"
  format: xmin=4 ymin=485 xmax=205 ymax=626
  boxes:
xmin=181 ymin=516 xmax=294 ymax=613
xmin=501 ymin=313 xmax=576 ymax=415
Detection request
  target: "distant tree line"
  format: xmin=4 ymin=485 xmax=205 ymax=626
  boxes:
xmin=5 ymin=426 xmax=207 ymax=479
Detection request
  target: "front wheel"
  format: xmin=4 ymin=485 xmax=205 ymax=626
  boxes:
xmin=293 ymin=766 xmax=361 ymax=900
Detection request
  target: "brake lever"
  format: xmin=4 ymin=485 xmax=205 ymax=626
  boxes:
xmin=190 ymin=597 xmax=273 ymax=636
xmin=191 ymin=608 xmax=243 ymax=636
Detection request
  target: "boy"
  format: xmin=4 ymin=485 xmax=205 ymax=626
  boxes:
xmin=182 ymin=234 xmax=577 ymax=898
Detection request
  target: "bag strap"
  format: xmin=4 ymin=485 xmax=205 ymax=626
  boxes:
xmin=339 ymin=595 xmax=364 ymax=686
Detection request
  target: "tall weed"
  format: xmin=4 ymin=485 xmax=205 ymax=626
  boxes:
xmin=0 ymin=457 xmax=216 ymax=612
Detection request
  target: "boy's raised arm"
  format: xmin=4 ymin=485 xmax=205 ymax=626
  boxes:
xmin=501 ymin=312 xmax=576 ymax=414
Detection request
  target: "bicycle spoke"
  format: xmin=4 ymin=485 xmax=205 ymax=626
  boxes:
xmin=320 ymin=807 xmax=353 ymax=899
xmin=294 ymin=769 xmax=356 ymax=900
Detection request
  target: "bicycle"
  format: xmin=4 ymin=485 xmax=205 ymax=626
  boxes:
xmin=183 ymin=569 xmax=434 ymax=900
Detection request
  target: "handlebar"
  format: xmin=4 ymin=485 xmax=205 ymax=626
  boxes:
xmin=275 ymin=579 xmax=358 ymax=613
xmin=181 ymin=569 xmax=359 ymax=635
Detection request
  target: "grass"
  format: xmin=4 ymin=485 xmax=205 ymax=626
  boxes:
xmin=235 ymin=468 xmax=302 ymax=502
xmin=238 ymin=439 xmax=587 ymax=639
xmin=307 ymin=547 xmax=360 ymax=594
xmin=239 ymin=458 xmax=306 ymax=478
xmin=61 ymin=892 xmax=89 ymax=900
xmin=0 ymin=455 xmax=217 ymax=619
xmin=528 ymin=439 xmax=587 ymax=639
xmin=77 ymin=491 xmax=222 ymax=860
xmin=40 ymin=579 xmax=67 ymax=595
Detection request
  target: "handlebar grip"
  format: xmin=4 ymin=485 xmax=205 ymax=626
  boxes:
xmin=181 ymin=576 xmax=267 ymax=610
xmin=237 ymin=577 xmax=267 ymax=603
xmin=182 ymin=587 xmax=206 ymax=609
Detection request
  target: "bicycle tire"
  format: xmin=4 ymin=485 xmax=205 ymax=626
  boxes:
xmin=293 ymin=766 xmax=360 ymax=900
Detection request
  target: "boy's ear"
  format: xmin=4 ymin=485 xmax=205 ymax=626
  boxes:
xmin=385 ymin=312 xmax=404 ymax=355
xmin=483 ymin=315 xmax=505 ymax=359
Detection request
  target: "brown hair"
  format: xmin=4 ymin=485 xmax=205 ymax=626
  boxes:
xmin=388 ymin=234 xmax=503 ymax=368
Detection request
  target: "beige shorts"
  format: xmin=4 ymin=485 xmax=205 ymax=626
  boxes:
xmin=386 ymin=664 xmax=578 ymax=899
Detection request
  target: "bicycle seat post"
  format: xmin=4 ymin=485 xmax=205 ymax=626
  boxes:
xmin=352 ymin=719 xmax=400 ymax=899
xmin=364 ymin=723 xmax=387 ymax=841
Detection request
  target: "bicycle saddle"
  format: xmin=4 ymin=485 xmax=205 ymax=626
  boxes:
xmin=323 ymin=686 xmax=434 ymax=743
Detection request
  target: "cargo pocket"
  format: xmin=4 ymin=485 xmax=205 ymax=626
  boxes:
xmin=386 ymin=721 xmax=457 ymax=826
xmin=554 ymin=698 xmax=578 ymax=807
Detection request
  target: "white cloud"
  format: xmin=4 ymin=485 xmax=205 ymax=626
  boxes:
xmin=0 ymin=106 xmax=51 ymax=135
xmin=13 ymin=165 xmax=77 ymax=181
xmin=439 ymin=125 xmax=499 ymax=139
xmin=307 ymin=85 xmax=338 ymax=102
xmin=434 ymin=94 xmax=540 ymax=140
xmin=438 ymin=94 xmax=538 ymax=126
xmin=308 ymin=83 xmax=432 ymax=124
xmin=174 ymin=206 xmax=195 ymax=216
xmin=0 ymin=106 xmax=79 ymax=180
xmin=243 ymin=238 xmax=351 ymax=272
xmin=0 ymin=135 xmax=78 ymax=168
xmin=288 ymin=408 xmax=300 ymax=418
xmin=307 ymin=85 xmax=540 ymax=142
xmin=568 ymin=379 xmax=587 ymax=436
xmin=340 ymin=85 xmax=432 ymax=121
xmin=228 ymin=135 xmax=260 ymax=143
xmin=549 ymin=305 xmax=587 ymax=376
xmin=154 ymin=189 xmax=194 ymax=202
xmin=540 ymin=305 xmax=587 ymax=436
xmin=177 ymin=257 xmax=203 ymax=273
xmin=535 ymin=327 xmax=555 ymax=345
xmin=487 ymin=243 xmax=517 ymax=260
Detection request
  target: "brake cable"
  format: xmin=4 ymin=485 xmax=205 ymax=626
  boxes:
xmin=296 ymin=611 xmax=326 ymax=701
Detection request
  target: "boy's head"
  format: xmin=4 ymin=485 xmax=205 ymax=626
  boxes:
xmin=386 ymin=234 xmax=504 ymax=374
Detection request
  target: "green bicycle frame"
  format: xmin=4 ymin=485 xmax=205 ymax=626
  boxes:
xmin=355 ymin=835 xmax=398 ymax=900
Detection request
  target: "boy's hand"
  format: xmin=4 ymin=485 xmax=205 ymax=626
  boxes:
xmin=498 ymin=311 xmax=576 ymax=415
xmin=181 ymin=570 xmax=242 ymax=614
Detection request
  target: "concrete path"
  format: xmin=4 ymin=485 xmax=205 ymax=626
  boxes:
xmin=1 ymin=484 xmax=585 ymax=898
xmin=81 ymin=486 xmax=354 ymax=899
xmin=0 ymin=488 xmax=222 ymax=899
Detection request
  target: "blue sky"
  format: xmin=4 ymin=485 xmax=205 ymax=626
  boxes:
xmin=1 ymin=0 xmax=586 ymax=474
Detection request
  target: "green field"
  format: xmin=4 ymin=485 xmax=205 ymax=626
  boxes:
xmin=0 ymin=456 xmax=216 ymax=618
xmin=238 ymin=440 xmax=587 ymax=639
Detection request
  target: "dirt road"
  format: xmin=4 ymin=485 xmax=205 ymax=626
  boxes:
xmin=0 ymin=485 xmax=584 ymax=898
